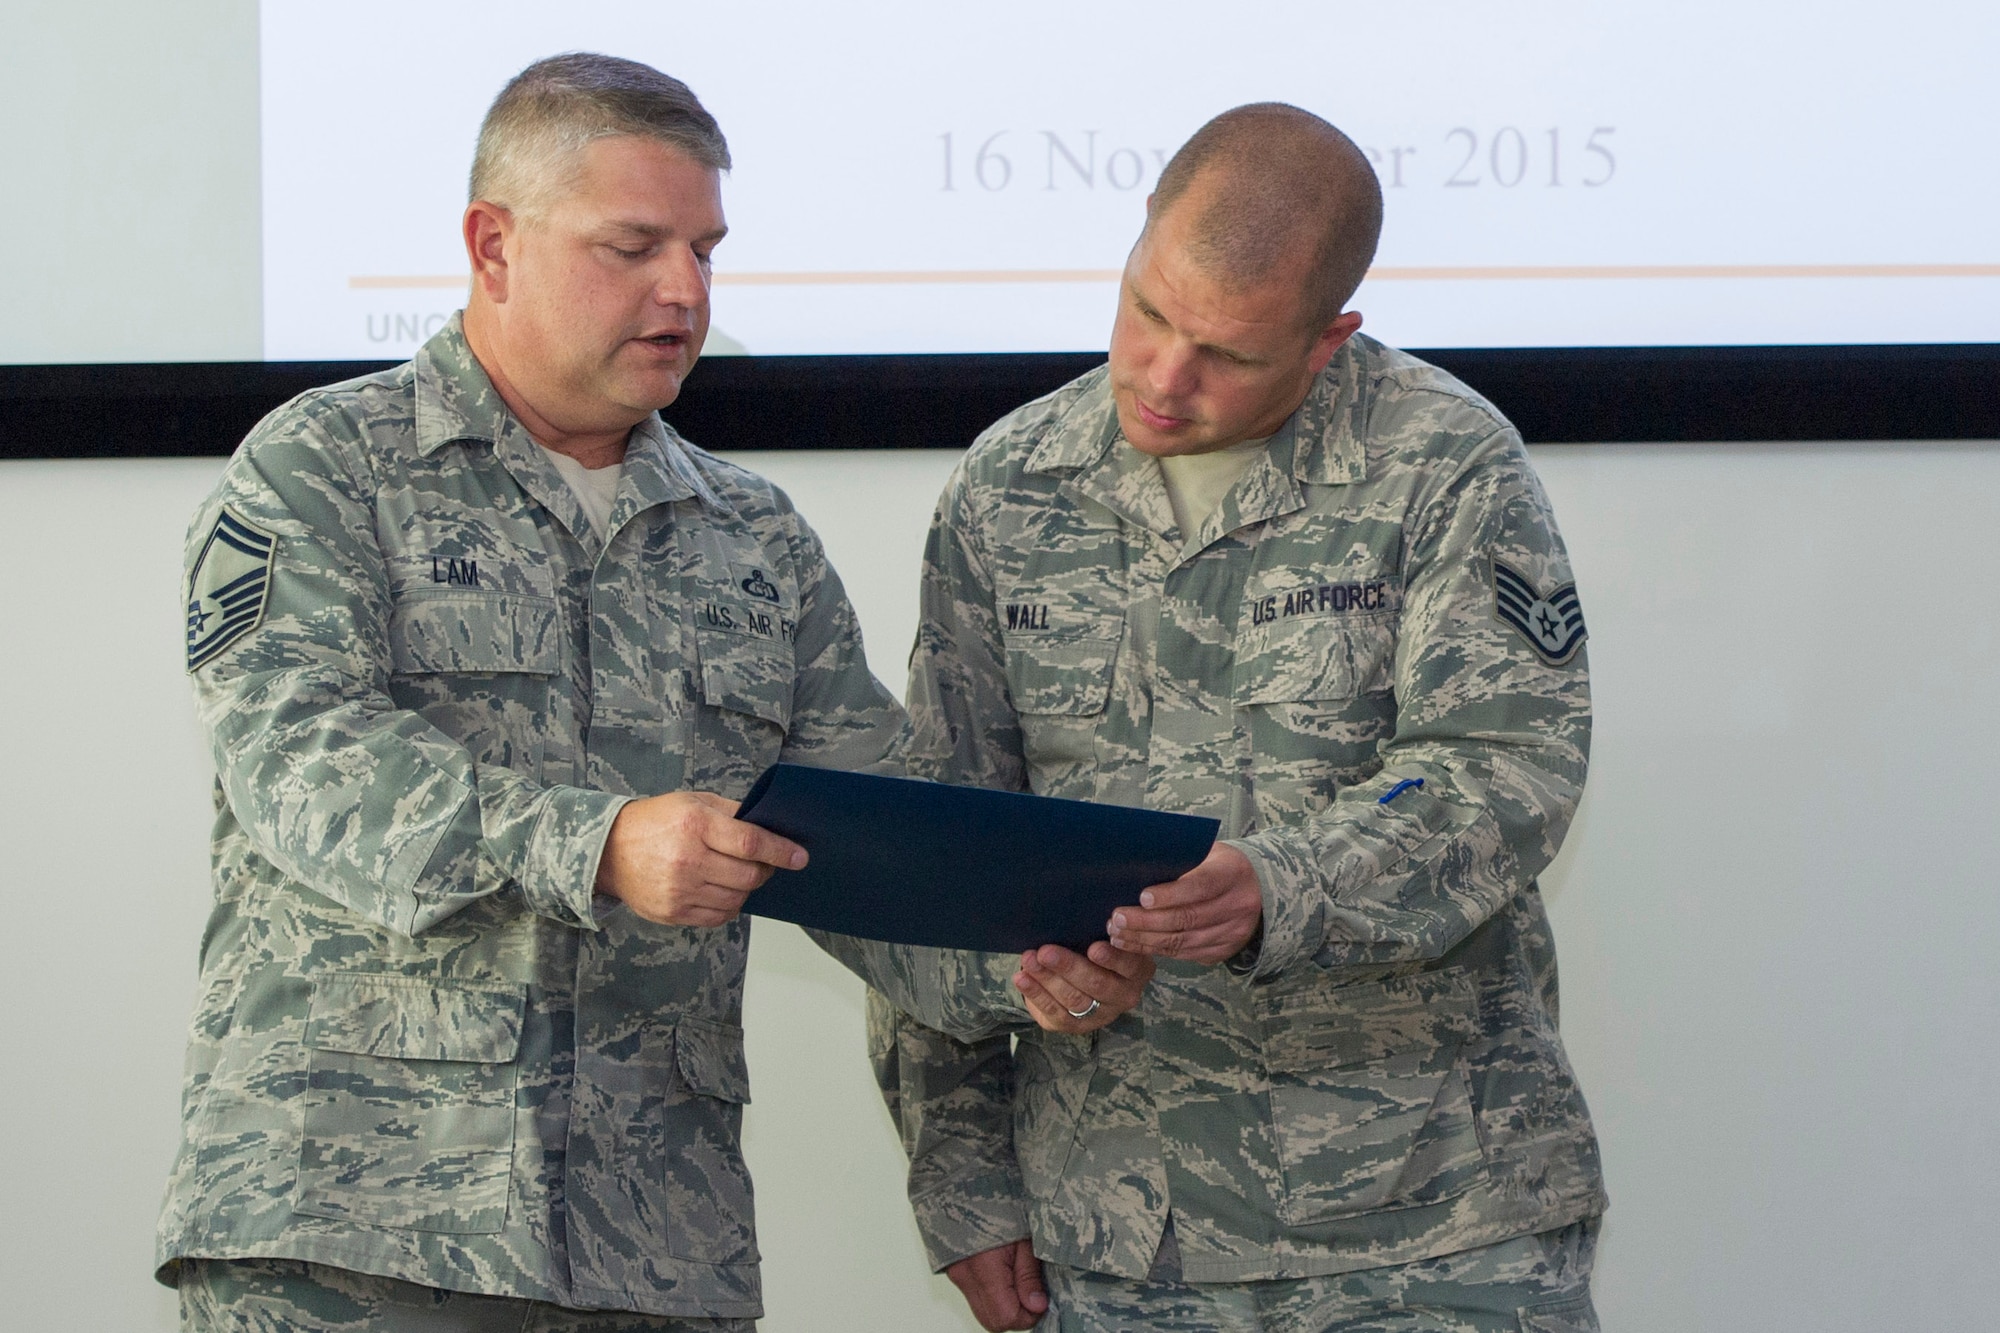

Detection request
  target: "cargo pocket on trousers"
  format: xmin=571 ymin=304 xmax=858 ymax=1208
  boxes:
xmin=1259 ymin=968 xmax=1486 ymax=1224
xmin=295 ymin=974 xmax=525 ymax=1233
xmin=662 ymin=1017 xmax=760 ymax=1265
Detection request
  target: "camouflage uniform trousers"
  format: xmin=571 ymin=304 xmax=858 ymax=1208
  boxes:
xmin=1036 ymin=1221 xmax=1599 ymax=1333
xmin=179 ymin=1259 xmax=754 ymax=1333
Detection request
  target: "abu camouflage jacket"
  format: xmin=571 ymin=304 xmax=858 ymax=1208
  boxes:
xmin=867 ymin=336 xmax=1607 ymax=1284
xmin=157 ymin=318 xmax=904 ymax=1319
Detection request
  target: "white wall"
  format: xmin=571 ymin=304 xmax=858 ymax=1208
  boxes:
xmin=3 ymin=443 xmax=1997 ymax=1331
xmin=0 ymin=1 xmax=261 ymax=363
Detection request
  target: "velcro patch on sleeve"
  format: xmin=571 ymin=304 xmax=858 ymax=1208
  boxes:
xmin=1493 ymin=558 xmax=1586 ymax=665
xmin=186 ymin=506 xmax=278 ymax=672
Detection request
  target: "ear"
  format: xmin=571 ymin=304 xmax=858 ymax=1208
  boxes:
xmin=464 ymin=201 xmax=516 ymax=304
xmin=1305 ymin=311 xmax=1364 ymax=375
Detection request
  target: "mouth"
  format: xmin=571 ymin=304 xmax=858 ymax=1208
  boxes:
xmin=1132 ymin=397 xmax=1191 ymax=432
xmin=632 ymin=330 xmax=693 ymax=356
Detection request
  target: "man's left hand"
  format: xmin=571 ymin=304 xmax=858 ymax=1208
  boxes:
xmin=1013 ymin=942 xmax=1153 ymax=1033
xmin=943 ymin=1238 xmax=1047 ymax=1331
xmin=1106 ymin=842 xmax=1263 ymax=965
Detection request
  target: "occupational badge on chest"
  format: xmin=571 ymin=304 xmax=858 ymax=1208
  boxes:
xmin=730 ymin=562 xmax=788 ymax=607
xmin=185 ymin=506 xmax=277 ymax=672
xmin=1493 ymin=558 xmax=1586 ymax=665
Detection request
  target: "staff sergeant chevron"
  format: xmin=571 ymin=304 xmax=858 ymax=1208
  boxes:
xmin=186 ymin=506 xmax=278 ymax=672
xmin=1492 ymin=557 xmax=1586 ymax=666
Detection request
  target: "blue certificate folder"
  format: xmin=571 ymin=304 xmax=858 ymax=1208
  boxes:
xmin=736 ymin=763 xmax=1220 ymax=952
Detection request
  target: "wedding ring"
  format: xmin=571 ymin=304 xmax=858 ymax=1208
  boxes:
xmin=1065 ymin=998 xmax=1101 ymax=1020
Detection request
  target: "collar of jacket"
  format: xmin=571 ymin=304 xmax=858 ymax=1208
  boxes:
xmin=1023 ymin=339 xmax=1374 ymax=540
xmin=1024 ymin=339 xmax=1375 ymax=485
xmin=410 ymin=314 xmax=730 ymax=526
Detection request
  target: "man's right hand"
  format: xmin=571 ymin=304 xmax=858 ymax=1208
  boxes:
xmin=945 ymin=1238 xmax=1048 ymax=1331
xmin=594 ymin=791 xmax=807 ymax=927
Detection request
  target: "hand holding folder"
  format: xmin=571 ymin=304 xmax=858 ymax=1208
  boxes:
xmin=735 ymin=763 xmax=1220 ymax=953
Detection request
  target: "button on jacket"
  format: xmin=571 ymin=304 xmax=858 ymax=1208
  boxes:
xmin=157 ymin=319 xmax=905 ymax=1319
xmin=867 ymin=337 xmax=1607 ymax=1284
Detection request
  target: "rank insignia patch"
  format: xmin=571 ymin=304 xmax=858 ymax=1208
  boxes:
xmin=186 ymin=506 xmax=277 ymax=672
xmin=1493 ymin=558 xmax=1586 ymax=665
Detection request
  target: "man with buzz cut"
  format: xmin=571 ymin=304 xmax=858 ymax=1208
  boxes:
xmin=157 ymin=51 xmax=1152 ymax=1332
xmin=866 ymin=104 xmax=1607 ymax=1331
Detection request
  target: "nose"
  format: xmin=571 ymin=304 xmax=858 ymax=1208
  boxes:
xmin=652 ymin=245 xmax=710 ymax=309
xmin=1148 ymin=338 xmax=1199 ymax=401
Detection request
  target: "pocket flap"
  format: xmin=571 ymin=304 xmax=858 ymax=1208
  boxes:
xmin=1234 ymin=615 xmax=1395 ymax=705
xmin=388 ymin=591 xmax=560 ymax=675
xmin=1260 ymin=969 xmax=1477 ymax=1072
xmin=674 ymin=1017 xmax=752 ymax=1103
xmin=305 ymin=974 xmax=526 ymax=1063
xmin=1004 ymin=628 xmax=1120 ymax=717
xmin=1518 ymin=1293 xmax=1599 ymax=1333
xmin=694 ymin=626 xmax=793 ymax=728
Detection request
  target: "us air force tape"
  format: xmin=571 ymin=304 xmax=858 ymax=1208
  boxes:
xmin=1492 ymin=557 xmax=1586 ymax=665
xmin=186 ymin=506 xmax=277 ymax=672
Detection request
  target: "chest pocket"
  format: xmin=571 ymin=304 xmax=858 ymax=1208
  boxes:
xmin=1231 ymin=595 xmax=1400 ymax=821
xmin=693 ymin=621 xmax=794 ymax=730
xmin=386 ymin=591 xmax=561 ymax=776
xmin=1232 ymin=609 xmax=1396 ymax=705
xmin=387 ymin=590 xmax=561 ymax=676
xmin=690 ymin=600 xmax=795 ymax=796
xmin=1003 ymin=615 xmax=1121 ymax=783
xmin=1003 ymin=617 xmax=1122 ymax=716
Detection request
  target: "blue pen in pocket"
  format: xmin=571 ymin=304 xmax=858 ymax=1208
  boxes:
xmin=1378 ymin=778 xmax=1426 ymax=805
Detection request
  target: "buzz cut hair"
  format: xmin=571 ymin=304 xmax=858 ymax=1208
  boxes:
xmin=1148 ymin=103 xmax=1384 ymax=329
xmin=469 ymin=52 xmax=730 ymax=220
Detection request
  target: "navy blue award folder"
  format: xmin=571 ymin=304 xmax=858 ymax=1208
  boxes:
xmin=735 ymin=763 xmax=1220 ymax=952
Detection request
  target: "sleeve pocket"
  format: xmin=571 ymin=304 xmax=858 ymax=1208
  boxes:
xmin=388 ymin=591 xmax=560 ymax=676
xmin=296 ymin=974 xmax=526 ymax=1233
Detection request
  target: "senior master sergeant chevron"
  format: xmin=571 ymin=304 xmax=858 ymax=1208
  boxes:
xmin=863 ymin=105 xmax=1607 ymax=1332
xmin=155 ymin=53 xmax=1146 ymax=1333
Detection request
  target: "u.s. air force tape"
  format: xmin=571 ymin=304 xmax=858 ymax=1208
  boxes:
xmin=186 ymin=506 xmax=277 ymax=672
xmin=1492 ymin=557 xmax=1586 ymax=666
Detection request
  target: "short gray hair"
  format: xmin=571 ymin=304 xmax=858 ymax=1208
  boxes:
xmin=1149 ymin=104 xmax=1383 ymax=328
xmin=469 ymin=53 xmax=730 ymax=219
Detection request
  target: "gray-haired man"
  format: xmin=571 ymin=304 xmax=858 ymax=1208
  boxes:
xmin=156 ymin=52 xmax=1147 ymax=1331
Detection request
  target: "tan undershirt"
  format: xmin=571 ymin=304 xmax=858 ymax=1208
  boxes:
xmin=1156 ymin=435 xmax=1271 ymax=536
xmin=542 ymin=447 xmax=624 ymax=541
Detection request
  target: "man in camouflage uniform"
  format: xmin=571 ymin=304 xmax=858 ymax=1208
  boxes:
xmin=160 ymin=54 xmax=927 ymax=1331
xmin=866 ymin=105 xmax=1606 ymax=1331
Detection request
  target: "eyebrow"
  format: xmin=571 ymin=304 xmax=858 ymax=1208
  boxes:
xmin=600 ymin=220 xmax=729 ymax=244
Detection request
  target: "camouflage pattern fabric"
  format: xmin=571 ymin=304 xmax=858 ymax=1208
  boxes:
xmin=1036 ymin=1219 xmax=1598 ymax=1333
xmin=156 ymin=315 xmax=907 ymax=1320
xmin=178 ymin=1257 xmax=754 ymax=1332
xmin=869 ymin=336 xmax=1607 ymax=1285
